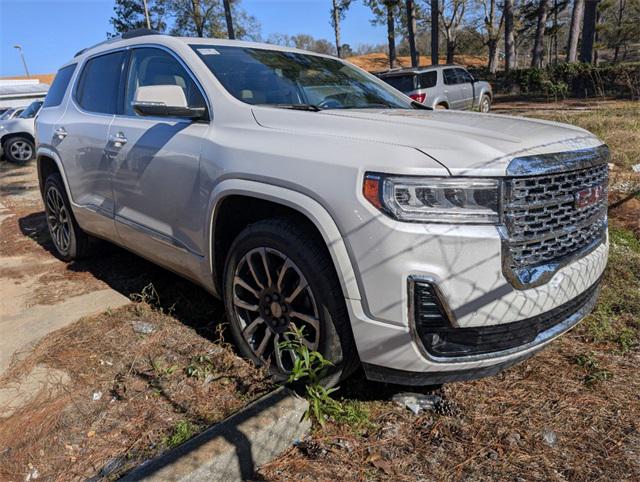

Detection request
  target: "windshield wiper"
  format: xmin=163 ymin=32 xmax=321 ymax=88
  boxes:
xmin=263 ymin=103 xmax=322 ymax=112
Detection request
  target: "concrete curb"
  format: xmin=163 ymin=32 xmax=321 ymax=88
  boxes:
xmin=120 ymin=387 xmax=310 ymax=482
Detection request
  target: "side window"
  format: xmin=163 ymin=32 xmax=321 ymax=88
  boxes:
xmin=457 ymin=68 xmax=473 ymax=84
xmin=418 ymin=71 xmax=437 ymax=89
xmin=443 ymin=68 xmax=458 ymax=85
xmin=43 ymin=64 xmax=76 ymax=108
xmin=76 ymin=51 xmax=125 ymax=114
xmin=124 ymin=47 xmax=207 ymax=117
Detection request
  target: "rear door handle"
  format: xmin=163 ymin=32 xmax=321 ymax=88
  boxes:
xmin=54 ymin=127 xmax=67 ymax=139
xmin=109 ymin=132 xmax=128 ymax=147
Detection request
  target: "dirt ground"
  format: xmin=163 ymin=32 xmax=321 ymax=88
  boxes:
xmin=346 ymin=52 xmax=488 ymax=73
xmin=0 ymin=161 xmax=272 ymax=481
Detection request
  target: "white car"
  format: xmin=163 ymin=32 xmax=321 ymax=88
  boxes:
xmin=0 ymin=100 xmax=42 ymax=163
xmin=35 ymin=31 xmax=608 ymax=385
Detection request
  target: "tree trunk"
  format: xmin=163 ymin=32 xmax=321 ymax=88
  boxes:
xmin=566 ymin=0 xmax=584 ymax=62
xmin=531 ymin=0 xmax=550 ymax=68
xmin=191 ymin=0 xmax=204 ymax=37
xmin=504 ymin=0 xmax=516 ymax=70
xmin=446 ymin=39 xmax=455 ymax=63
xmin=431 ymin=0 xmax=439 ymax=65
xmin=488 ymin=39 xmax=500 ymax=73
xmin=553 ymin=0 xmax=559 ymax=63
xmin=387 ymin=4 xmax=397 ymax=68
xmin=223 ymin=0 xmax=235 ymax=39
xmin=406 ymin=0 xmax=419 ymax=66
xmin=332 ymin=0 xmax=342 ymax=57
xmin=580 ymin=0 xmax=598 ymax=63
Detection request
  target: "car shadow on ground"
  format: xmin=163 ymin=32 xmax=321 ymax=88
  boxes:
xmin=18 ymin=210 xmax=225 ymax=340
xmin=18 ymin=210 xmax=437 ymax=401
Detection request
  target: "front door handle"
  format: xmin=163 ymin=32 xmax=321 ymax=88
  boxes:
xmin=109 ymin=132 xmax=128 ymax=148
xmin=54 ymin=127 xmax=67 ymax=140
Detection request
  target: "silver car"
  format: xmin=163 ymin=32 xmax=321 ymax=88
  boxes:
xmin=36 ymin=31 xmax=608 ymax=386
xmin=379 ymin=65 xmax=493 ymax=112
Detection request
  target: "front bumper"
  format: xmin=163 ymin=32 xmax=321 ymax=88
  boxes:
xmin=359 ymin=275 xmax=601 ymax=385
xmin=343 ymin=209 xmax=608 ymax=379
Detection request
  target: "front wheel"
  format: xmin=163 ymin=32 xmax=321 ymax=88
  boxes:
xmin=479 ymin=94 xmax=491 ymax=113
xmin=223 ymin=218 xmax=358 ymax=386
xmin=3 ymin=136 xmax=35 ymax=164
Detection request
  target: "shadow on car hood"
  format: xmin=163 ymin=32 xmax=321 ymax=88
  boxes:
xmin=252 ymin=107 xmax=603 ymax=176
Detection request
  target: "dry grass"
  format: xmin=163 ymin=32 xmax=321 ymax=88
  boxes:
xmin=345 ymin=52 xmax=488 ymax=73
xmin=494 ymin=100 xmax=640 ymax=171
xmin=0 ymin=301 xmax=272 ymax=481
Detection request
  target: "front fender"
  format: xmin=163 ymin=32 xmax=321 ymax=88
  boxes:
xmin=206 ymin=179 xmax=362 ymax=301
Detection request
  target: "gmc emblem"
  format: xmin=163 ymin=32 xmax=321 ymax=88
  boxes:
xmin=575 ymin=185 xmax=605 ymax=209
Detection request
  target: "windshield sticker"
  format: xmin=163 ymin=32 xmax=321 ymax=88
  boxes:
xmin=198 ymin=48 xmax=220 ymax=55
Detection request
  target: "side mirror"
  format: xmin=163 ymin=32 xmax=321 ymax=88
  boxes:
xmin=132 ymin=85 xmax=205 ymax=119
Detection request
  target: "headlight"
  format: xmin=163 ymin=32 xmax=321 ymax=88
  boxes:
xmin=363 ymin=173 xmax=501 ymax=224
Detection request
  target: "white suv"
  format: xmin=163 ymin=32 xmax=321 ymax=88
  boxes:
xmin=36 ymin=30 xmax=609 ymax=385
xmin=0 ymin=100 xmax=42 ymax=163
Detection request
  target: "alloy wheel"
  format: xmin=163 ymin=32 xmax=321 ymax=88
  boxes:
xmin=480 ymin=97 xmax=490 ymax=113
xmin=232 ymin=247 xmax=320 ymax=373
xmin=45 ymin=185 xmax=71 ymax=254
xmin=9 ymin=140 xmax=33 ymax=162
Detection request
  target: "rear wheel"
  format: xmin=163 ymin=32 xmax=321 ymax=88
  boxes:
xmin=3 ymin=136 xmax=35 ymax=164
xmin=223 ymin=218 xmax=358 ymax=386
xmin=435 ymin=103 xmax=448 ymax=110
xmin=479 ymin=94 xmax=491 ymax=113
xmin=43 ymin=173 xmax=90 ymax=261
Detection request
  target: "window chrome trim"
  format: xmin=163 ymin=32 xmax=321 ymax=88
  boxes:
xmin=71 ymin=44 xmax=212 ymax=123
xmin=114 ymin=43 xmax=212 ymax=123
xmin=506 ymin=144 xmax=610 ymax=177
xmin=71 ymin=47 xmax=128 ymax=118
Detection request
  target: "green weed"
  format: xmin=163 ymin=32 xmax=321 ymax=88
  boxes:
xmin=163 ymin=420 xmax=196 ymax=449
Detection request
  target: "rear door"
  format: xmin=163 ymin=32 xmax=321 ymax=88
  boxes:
xmin=52 ymin=50 xmax=125 ymax=239
xmin=109 ymin=46 xmax=210 ymax=274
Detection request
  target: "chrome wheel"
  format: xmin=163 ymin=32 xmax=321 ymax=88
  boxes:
xmin=9 ymin=140 xmax=33 ymax=162
xmin=45 ymin=185 xmax=71 ymax=254
xmin=232 ymin=247 xmax=320 ymax=372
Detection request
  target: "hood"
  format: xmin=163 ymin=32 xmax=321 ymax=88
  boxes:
xmin=0 ymin=117 xmax=34 ymax=135
xmin=252 ymin=107 xmax=603 ymax=176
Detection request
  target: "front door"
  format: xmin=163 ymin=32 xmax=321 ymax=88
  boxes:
xmin=109 ymin=46 xmax=210 ymax=275
xmin=442 ymin=68 xmax=464 ymax=109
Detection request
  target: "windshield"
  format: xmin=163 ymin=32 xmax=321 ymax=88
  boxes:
xmin=191 ymin=45 xmax=413 ymax=110
xmin=19 ymin=101 xmax=43 ymax=119
xmin=382 ymin=74 xmax=416 ymax=93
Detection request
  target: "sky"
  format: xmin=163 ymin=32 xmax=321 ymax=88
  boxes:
xmin=0 ymin=0 xmax=387 ymax=77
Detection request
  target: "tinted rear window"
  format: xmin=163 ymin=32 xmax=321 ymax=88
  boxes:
xmin=43 ymin=64 xmax=76 ymax=108
xmin=443 ymin=69 xmax=458 ymax=85
xmin=76 ymin=51 xmax=125 ymax=114
xmin=418 ymin=71 xmax=437 ymax=89
xmin=382 ymin=75 xmax=415 ymax=93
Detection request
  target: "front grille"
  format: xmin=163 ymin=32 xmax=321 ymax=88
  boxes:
xmin=503 ymin=161 xmax=608 ymax=288
xmin=412 ymin=276 xmax=602 ymax=358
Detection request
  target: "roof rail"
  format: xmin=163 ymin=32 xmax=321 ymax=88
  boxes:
xmin=121 ymin=28 xmax=161 ymax=39
xmin=74 ymin=29 xmax=162 ymax=58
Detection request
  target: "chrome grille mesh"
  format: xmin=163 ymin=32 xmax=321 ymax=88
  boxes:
xmin=503 ymin=162 xmax=608 ymax=281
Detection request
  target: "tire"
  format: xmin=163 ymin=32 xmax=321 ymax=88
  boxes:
xmin=435 ymin=103 xmax=448 ymax=110
xmin=43 ymin=173 xmax=90 ymax=261
xmin=479 ymin=94 xmax=491 ymax=113
xmin=3 ymin=136 xmax=35 ymax=164
xmin=223 ymin=218 xmax=359 ymax=386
